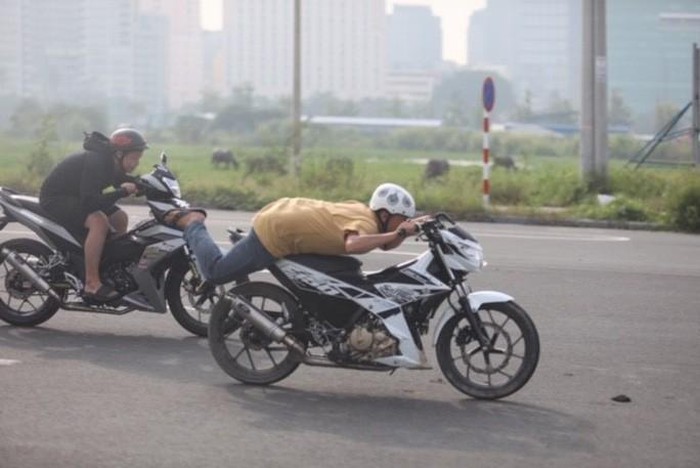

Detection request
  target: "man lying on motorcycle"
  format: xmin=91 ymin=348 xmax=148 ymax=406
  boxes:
xmin=39 ymin=128 xmax=146 ymax=302
xmin=164 ymin=183 xmax=427 ymax=284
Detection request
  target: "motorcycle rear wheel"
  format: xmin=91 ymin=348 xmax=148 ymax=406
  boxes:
xmin=208 ymin=281 xmax=306 ymax=385
xmin=0 ymin=238 xmax=60 ymax=326
xmin=436 ymin=301 xmax=540 ymax=400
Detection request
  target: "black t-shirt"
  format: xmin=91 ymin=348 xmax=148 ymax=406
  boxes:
xmin=40 ymin=150 xmax=128 ymax=213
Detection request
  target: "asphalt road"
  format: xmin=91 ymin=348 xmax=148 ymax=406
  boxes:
xmin=1 ymin=207 xmax=699 ymax=468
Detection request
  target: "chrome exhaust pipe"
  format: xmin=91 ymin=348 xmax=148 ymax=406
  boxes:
xmin=0 ymin=247 xmax=61 ymax=302
xmin=227 ymin=295 xmax=306 ymax=356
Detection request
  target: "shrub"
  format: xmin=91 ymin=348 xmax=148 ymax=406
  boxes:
xmin=610 ymin=167 xmax=667 ymax=200
xmin=242 ymin=153 xmax=288 ymax=176
xmin=301 ymin=156 xmax=356 ymax=192
xmin=490 ymin=172 xmax=530 ymax=205
xmin=184 ymin=185 xmax=260 ymax=211
xmin=528 ymin=165 xmax=588 ymax=206
xmin=667 ymin=183 xmax=700 ymax=233
xmin=575 ymin=196 xmax=653 ymax=222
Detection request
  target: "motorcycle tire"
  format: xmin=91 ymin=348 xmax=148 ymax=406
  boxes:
xmin=436 ymin=301 xmax=540 ymax=400
xmin=208 ymin=281 xmax=307 ymax=385
xmin=0 ymin=238 xmax=60 ymax=326
xmin=165 ymin=259 xmax=221 ymax=337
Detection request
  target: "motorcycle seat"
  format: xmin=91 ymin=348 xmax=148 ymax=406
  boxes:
xmin=9 ymin=194 xmax=51 ymax=218
xmin=284 ymin=254 xmax=366 ymax=283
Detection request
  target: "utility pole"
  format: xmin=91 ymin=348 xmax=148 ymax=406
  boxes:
xmin=581 ymin=0 xmax=608 ymax=188
xmin=693 ymin=43 xmax=699 ymax=167
xmin=291 ymin=0 xmax=302 ymax=177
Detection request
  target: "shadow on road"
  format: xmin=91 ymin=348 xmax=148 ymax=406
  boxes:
xmin=1 ymin=324 xmax=594 ymax=457
xmin=0 ymin=324 xmax=213 ymax=383
xmin=219 ymin=382 xmax=594 ymax=456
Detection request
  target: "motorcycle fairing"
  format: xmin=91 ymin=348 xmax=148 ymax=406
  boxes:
xmin=371 ymin=251 xmax=451 ymax=305
xmin=0 ymin=193 xmax=81 ymax=248
xmin=125 ymin=236 xmax=187 ymax=312
xmin=275 ymin=258 xmax=426 ymax=367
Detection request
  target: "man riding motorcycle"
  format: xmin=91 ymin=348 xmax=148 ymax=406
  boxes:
xmin=39 ymin=128 xmax=147 ymax=302
xmin=163 ymin=183 xmax=426 ymax=284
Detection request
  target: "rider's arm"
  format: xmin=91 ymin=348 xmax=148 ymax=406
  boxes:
xmin=344 ymin=231 xmax=402 ymax=254
xmin=344 ymin=219 xmax=419 ymax=254
xmin=79 ymin=154 xmax=129 ymax=213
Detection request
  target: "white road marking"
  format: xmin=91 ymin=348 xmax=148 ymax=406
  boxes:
xmin=471 ymin=231 xmax=630 ymax=242
xmin=0 ymin=359 xmax=20 ymax=366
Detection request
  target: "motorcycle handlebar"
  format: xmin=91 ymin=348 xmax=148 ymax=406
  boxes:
xmin=410 ymin=212 xmax=456 ymax=240
xmin=125 ymin=176 xmax=149 ymax=198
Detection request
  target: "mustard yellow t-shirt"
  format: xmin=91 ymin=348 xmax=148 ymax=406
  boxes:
xmin=252 ymin=198 xmax=380 ymax=258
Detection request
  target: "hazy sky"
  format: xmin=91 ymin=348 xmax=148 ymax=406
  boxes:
xmin=200 ymin=0 xmax=487 ymax=64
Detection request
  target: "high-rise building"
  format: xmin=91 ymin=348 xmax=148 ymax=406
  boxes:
xmin=468 ymin=0 xmax=581 ymax=112
xmin=83 ymin=0 xmax=138 ymax=103
xmin=0 ymin=0 xmax=209 ymax=126
xmin=202 ymin=30 xmax=227 ymax=96
xmin=608 ymin=0 xmax=700 ymax=116
xmin=0 ymin=0 xmax=22 ymax=98
xmin=134 ymin=14 xmax=169 ymax=124
xmin=223 ymin=0 xmax=387 ymax=100
xmin=388 ymin=5 xmax=442 ymax=72
xmin=137 ymin=0 xmax=204 ymax=110
xmin=469 ymin=0 xmax=700 ymax=118
xmin=18 ymin=0 xmax=88 ymax=103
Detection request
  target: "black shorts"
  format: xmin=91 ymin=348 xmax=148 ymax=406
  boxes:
xmin=40 ymin=196 xmax=121 ymax=241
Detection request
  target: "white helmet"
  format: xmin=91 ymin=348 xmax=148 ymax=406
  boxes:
xmin=369 ymin=183 xmax=416 ymax=217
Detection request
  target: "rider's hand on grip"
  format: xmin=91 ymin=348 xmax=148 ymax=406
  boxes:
xmin=120 ymin=182 xmax=139 ymax=196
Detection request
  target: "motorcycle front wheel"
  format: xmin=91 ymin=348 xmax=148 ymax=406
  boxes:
xmin=166 ymin=259 xmax=223 ymax=337
xmin=0 ymin=238 xmax=60 ymax=326
xmin=436 ymin=301 xmax=540 ymax=400
xmin=208 ymin=281 xmax=307 ymax=385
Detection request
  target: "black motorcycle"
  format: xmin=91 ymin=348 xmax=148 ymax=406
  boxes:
xmin=0 ymin=154 xmax=218 ymax=336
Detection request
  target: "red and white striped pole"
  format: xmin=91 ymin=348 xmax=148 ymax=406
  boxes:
xmin=481 ymin=77 xmax=495 ymax=208
xmin=482 ymin=109 xmax=491 ymax=207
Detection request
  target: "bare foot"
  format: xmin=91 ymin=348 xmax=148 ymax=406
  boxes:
xmin=164 ymin=209 xmax=206 ymax=229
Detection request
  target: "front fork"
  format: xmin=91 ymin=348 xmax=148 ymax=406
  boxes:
xmin=432 ymin=289 xmax=515 ymax=347
xmin=454 ymin=283 xmax=491 ymax=348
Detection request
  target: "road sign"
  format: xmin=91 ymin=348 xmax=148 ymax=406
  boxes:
xmin=482 ymin=77 xmax=495 ymax=112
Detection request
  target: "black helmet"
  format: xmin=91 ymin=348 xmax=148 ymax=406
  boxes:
xmin=110 ymin=128 xmax=149 ymax=153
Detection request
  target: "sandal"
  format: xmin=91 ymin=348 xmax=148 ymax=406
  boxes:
xmin=82 ymin=284 xmax=120 ymax=303
xmin=162 ymin=208 xmax=207 ymax=229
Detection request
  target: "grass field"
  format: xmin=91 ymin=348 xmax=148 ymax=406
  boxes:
xmin=1 ymin=136 xmax=698 ymax=231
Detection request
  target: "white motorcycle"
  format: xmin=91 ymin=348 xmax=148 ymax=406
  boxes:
xmin=208 ymin=213 xmax=540 ymax=399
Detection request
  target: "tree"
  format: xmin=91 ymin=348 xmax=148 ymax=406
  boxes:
xmin=27 ymin=115 xmax=58 ymax=177
xmin=10 ymin=99 xmax=44 ymax=137
xmin=544 ymin=93 xmax=577 ymax=125
xmin=442 ymin=92 xmax=471 ymax=127
xmin=231 ymin=84 xmax=255 ymax=111
xmin=609 ymin=88 xmax=632 ymax=127
xmin=513 ymin=90 xmax=535 ymax=122
xmin=655 ymin=102 xmax=682 ymax=130
xmin=48 ymin=104 xmax=108 ymax=139
xmin=431 ymin=69 xmax=515 ymax=128
xmin=173 ymin=115 xmax=210 ymax=143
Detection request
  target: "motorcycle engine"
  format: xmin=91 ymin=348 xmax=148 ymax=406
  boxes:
xmin=104 ymin=262 xmax=137 ymax=293
xmin=344 ymin=316 xmax=397 ymax=362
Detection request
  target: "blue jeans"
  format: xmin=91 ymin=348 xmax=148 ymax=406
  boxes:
xmin=183 ymin=222 xmax=276 ymax=284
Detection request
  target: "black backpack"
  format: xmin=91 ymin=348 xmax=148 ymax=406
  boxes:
xmin=82 ymin=131 xmax=114 ymax=154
